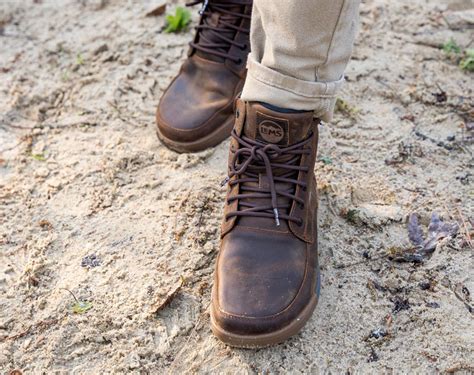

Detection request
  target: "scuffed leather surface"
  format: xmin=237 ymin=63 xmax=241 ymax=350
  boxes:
xmin=156 ymin=55 xmax=241 ymax=142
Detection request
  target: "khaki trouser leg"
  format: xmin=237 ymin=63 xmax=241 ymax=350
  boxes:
xmin=240 ymin=0 xmax=360 ymax=122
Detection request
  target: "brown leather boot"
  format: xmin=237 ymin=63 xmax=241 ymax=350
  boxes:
xmin=156 ymin=0 xmax=252 ymax=153
xmin=211 ymin=100 xmax=321 ymax=347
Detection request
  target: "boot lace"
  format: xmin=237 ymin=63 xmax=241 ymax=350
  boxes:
xmin=222 ymin=129 xmax=313 ymax=226
xmin=187 ymin=0 xmax=252 ymax=63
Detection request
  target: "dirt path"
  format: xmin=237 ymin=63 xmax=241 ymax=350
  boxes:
xmin=1 ymin=0 xmax=473 ymax=373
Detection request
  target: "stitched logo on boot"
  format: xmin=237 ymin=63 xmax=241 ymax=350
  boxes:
xmin=256 ymin=112 xmax=289 ymax=145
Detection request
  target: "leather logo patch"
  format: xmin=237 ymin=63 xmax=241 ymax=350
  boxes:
xmin=256 ymin=112 xmax=289 ymax=145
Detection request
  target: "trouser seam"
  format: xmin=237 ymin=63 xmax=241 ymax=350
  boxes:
xmin=316 ymin=0 xmax=347 ymax=80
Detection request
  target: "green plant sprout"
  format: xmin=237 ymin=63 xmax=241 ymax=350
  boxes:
xmin=165 ymin=7 xmax=191 ymax=33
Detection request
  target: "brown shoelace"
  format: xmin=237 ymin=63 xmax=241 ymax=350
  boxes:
xmin=187 ymin=0 xmax=252 ymax=63
xmin=222 ymin=129 xmax=313 ymax=226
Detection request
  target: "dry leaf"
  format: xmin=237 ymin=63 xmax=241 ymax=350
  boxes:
xmin=396 ymin=212 xmax=459 ymax=262
xmin=72 ymin=301 xmax=93 ymax=314
xmin=146 ymin=3 xmax=166 ymax=17
xmin=408 ymin=213 xmax=424 ymax=246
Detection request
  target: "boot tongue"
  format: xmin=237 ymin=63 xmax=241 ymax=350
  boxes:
xmin=242 ymin=102 xmax=314 ymax=146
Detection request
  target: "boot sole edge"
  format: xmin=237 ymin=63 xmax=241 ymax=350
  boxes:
xmin=156 ymin=116 xmax=234 ymax=153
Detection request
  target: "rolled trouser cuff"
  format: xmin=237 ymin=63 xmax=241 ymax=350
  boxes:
xmin=241 ymin=56 xmax=345 ymax=122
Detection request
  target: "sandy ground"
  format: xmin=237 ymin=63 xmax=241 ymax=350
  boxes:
xmin=0 ymin=0 xmax=473 ymax=373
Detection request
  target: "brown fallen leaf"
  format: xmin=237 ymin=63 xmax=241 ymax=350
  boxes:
xmin=391 ymin=212 xmax=459 ymax=263
xmin=38 ymin=219 xmax=53 ymax=230
xmin=146 ymin=3 xmax=166 ymax=17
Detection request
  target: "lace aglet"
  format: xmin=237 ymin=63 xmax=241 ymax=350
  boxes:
xmin=199 ymin=0 xmax=209 ymax=15
xmin=273 ymin=208 xmax=280 ymax=227
xmin=220 ymin=176 xmax=230 ymax=187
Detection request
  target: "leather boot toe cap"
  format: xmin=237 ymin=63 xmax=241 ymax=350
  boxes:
xmin=156 ymin=56 xmax=240 ymax=143
xmin=211 ymin=229 xmax=316 ymax=336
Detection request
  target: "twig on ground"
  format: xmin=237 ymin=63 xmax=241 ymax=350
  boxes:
xmin=456 ymin=207 xmax=473 ymax=249
xmin=334 ymin=254 xmax=387 ymax=269
xmin=61 ymin=287 xmax=79 ymax=303
xmin=445 ymin=363 xmax=474 ymax=373
xmin=0 ymin=141 xmax=24 ymax=155
xmin=0 ymin=317 xmax=62 ymax=343
xmin=412 ymin=40 xmax=442 ymax=49
xmin=324 ymin=192 xmax=338 ymax=217
xmin=107 ymin=100 xmax=144 ymax=127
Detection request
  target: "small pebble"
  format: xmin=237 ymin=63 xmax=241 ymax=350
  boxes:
xmin=128 ymin=352 xmax=140 ymax=369
xmin=34 ymin=167 xmax=50 ymax=178
xmin=369 ymin=328 xmax=388 ymax=339
xmin=81 ymin=254 xmax=102 ymax=268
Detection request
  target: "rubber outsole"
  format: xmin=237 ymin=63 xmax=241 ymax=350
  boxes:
xmin=156 ymin=116 xmax=235 ymax=153
xmin=211 ymin=269 xmax=321 ymax=349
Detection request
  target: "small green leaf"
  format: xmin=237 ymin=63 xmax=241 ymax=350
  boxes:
xmin=72 ymin=301 xmax=93 ymax=314
xmin=76 ymin=53 xmax=84 ymax=66
xmin=31 ymin=153 xmax=46 ymax=161
xmin=165 ymin=7 xmax=191 ymax=33
xmin=319 ymin=156 xmax=333 ymax=165
xmin=335 ymin=97 xmax=359 ymax=119
xmin=345 ymin=209 xmax=360 ymax=225
xmin=459 ymin=49 xmax=474 ymax=72
xmin=61 ymin=70 xmax=70 ymax=82
xmin=181 ymin=8 xmax=191 ymax=26
xmin=442 ymin=38 xmax=461 ymax=55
